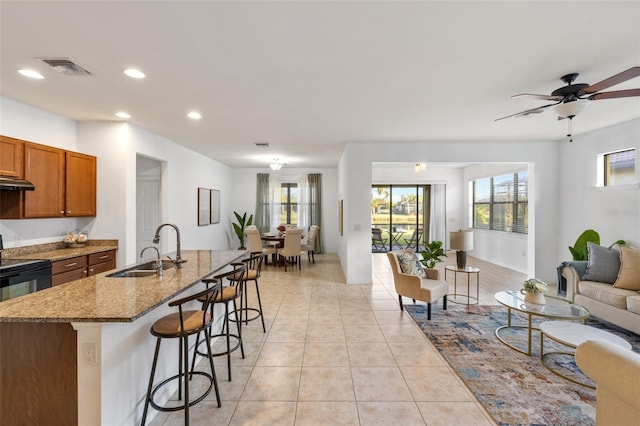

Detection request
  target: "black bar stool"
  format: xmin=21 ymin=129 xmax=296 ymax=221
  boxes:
xmin=141 ymin=280 xmax=223 ymax=426
xmin=236 ymin=252 xmax=266 ymax=333
xmin=191 ymin=263 xmax=247 ymax=381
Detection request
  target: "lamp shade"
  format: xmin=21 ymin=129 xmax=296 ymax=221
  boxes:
xmin=450 ymin=229 xmax=473 ymax=251
xmin=554 ymin=100 xmax=589 ymax=118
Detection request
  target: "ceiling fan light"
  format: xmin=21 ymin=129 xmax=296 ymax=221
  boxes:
xmin=554 ymin=100 xmax=589 ymax=118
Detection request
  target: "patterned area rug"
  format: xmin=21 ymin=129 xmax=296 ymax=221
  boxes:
xmin=404 ymin=304 xmax=640 ymax=426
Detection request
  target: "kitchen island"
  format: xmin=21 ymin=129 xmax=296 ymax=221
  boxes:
xmin=0 ymin=249 xmax=246 ymax=426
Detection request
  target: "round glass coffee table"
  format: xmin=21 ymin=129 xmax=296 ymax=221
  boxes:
xmin=494 ymin=290 xmax=590 ymax=356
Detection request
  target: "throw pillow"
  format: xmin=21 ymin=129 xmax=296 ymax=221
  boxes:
xmin=582 ymin=242 xmax=621 ymax=284
xmin=613 ymin=246 xmax=640 ymax=290
xmin=397 ymin=253 xmax=421 ymax=277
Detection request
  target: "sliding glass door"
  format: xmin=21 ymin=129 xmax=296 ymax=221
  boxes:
xmin=371 ymin=185 xmax=429 ymax=251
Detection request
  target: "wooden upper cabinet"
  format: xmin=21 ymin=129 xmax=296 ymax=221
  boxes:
xmin=0 ymin=138 xmax=97 ymax=219
xmin=24 ymin=143 xmax=65 ymax=218
xmin=0 ymin=136 xmax=24 ymax=178
xmin=65 ymin=151 xmax=96 ymax=216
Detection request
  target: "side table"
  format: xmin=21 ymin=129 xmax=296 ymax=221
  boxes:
xmin=444 ymin=265 xmax=480 ymax=307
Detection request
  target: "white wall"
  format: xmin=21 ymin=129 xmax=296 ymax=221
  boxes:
xmin=340 ymin=139 xmax=558 ymax=284
xmin=77 ymin=122 xmax=235 ymax=266
xmin=230 ymin=168 xmax=340 ymax=253
xmin=0 ymin=96 xmax=90 ymax=247
xmin=557 ymin=118 xmax=640 ymax=260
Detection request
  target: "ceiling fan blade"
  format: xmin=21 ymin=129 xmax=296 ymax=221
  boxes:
xmin=589 ymin=88 xmax=640 ymax=100
xmin=583 ymin=67 xmax=640 ymax=94
xmin=495 ymin=103 xmax=559 ymax=121
xmin=512 ymin=93 xmax=564 ymax=101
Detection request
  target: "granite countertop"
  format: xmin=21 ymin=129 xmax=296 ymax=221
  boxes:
xmin=3 ymin=239 xmax=119 ymax=262
xmin=0 ymin=250 xmax=246 ymax=323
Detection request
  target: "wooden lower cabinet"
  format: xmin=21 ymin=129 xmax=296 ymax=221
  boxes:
xmin=88 ymin=250 xmax=116 ymax=276
xmin=0 ymin=322 xmax=78 ymax=426
xmin=51 ymin=249 xmax=116 ymax=286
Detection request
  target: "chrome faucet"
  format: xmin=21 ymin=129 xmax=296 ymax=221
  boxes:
xmin=140 ymin=246 xmax=163 ymax=276
xmin=153 ymin=223 xmax=184 ymax=268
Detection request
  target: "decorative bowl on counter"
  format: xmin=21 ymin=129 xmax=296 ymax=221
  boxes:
xmin=63 ymin=230 xmax=88 ymax=247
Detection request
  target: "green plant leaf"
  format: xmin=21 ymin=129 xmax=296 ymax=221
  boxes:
xmin=569 ymin=229 xmax=600 ymax=261
xmin=608 ymin=240 xmax=625 ymax=248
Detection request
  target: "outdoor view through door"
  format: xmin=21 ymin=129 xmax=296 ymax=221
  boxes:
xmin=371 ymin=185 xmax=432 ymax=252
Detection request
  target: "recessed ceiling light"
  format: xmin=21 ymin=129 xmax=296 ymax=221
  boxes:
xmin=17 ymin=69 xmax=44 ymax=79
xmin=115 ymin=112 xmax=131 ymax=119
xmin=123 ymin=68 xmax=145 ymax=79
xmin=187 ymin=111 xmax=202 ymax=120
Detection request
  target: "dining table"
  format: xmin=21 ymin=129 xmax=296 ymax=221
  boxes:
xmin=261 ymin=234 xmax=285 ymax=248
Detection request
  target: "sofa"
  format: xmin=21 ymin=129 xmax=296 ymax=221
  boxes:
xmin=561 ymin=243 xmax=640 ymax=335
xmin=575 ymin=339 xmax=640 ymax=426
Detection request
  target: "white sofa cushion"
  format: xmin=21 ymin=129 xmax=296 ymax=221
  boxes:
xmin=578 ymin=280 xmax=635 ymax=309
xmin=627 ymin=296 xmax=640 ymax=315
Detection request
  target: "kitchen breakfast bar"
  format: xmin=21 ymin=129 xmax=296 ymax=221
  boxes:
xmin=0 ymin=249 xmax=246 ymax=426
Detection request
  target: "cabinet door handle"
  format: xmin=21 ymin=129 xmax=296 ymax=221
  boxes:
xmin=99 ymin=255 xmax=109 ymax=260
xmin=60 ymin=211 xmax=64 ymax=214
xmin=67 ymin=211 xmax=71 ymax=214
xmin=89 ymin=268 xmax=94 ymax=273
xmin=65 ymin=262 xmax=78 ymax=268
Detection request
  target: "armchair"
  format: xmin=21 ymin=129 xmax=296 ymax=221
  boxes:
xmin=387 ymin=250 xmax=448 ymax=320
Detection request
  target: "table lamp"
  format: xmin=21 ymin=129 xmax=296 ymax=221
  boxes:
xmin=450 ymin=229 xmax=473 ymax=269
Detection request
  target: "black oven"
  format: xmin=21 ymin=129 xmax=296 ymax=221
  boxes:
xmin=0 ymin=258 xmax=52 ymax=302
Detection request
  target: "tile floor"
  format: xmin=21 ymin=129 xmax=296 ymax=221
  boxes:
xmin=150 ymin=252 xmax=528 ymax=425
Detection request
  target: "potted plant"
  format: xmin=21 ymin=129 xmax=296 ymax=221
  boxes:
xmin=420 ymin=240 xmax=447 ymax=278
xmin=232 ymin=211 xmax=253 ymax=249
xmin=569 ymin=229 xmax=625 ymax=260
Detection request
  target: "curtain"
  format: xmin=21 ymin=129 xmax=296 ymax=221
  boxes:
xmin=297 ymin=174 xmax=310 ymax=231
xmin=255 ymin=174 xmax=270 ymax=234
xmin=429 ymin=184 xmax=447 ymax=248
xmin=268 ymin=173 xmax=281 ymax=233
xmin=307 ymin=173 xmax=323 ymax=253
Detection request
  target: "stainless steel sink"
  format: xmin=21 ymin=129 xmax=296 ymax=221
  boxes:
xmin=107 ymin=270 xmax=158 ymax=278
xmin=106 ymin=260 xmax=176 ymax=278
xmin=136 ymin=260 xmax=177 ymax=271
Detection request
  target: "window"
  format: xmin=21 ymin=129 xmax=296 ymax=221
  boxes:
xmin=280 ymin=183 xmax=298 ymax=225
xmin=598 ymin=148 xmax=636 ymax=187
xmin=472 ymin=171 xmax=528 ymax=234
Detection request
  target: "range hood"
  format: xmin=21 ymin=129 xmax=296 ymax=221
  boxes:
xmin=0 ymin=177 xmax=36 ymax=191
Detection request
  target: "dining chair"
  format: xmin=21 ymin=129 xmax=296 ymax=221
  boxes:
xmin=301 ymin=225 xmax=319 ymax=263
xmin=246 ymin=227 xmax=276 ymax=264
xmin=279 ymin=228 xmax=303 ymax=271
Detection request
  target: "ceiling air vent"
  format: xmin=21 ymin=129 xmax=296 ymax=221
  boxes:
xmin=254 ymin=142 xmax=270 ymax=148
xmin=39 ymin=58 xmax=91 ymax=75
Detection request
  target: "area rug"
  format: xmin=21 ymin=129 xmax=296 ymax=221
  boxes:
xmin=404 ymin=304 xmax=640 ymax=426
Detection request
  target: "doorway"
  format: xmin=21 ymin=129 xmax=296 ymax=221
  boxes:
xmin=136 ymin=156 xmax=162 ymax=258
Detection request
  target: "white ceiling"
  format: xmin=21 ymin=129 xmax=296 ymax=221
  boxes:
xmin=1 ymin=1 xmax=639 ymax=169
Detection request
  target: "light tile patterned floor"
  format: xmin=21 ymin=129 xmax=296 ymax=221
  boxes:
xmin=150 ymin=252 xmax=528 ymax=425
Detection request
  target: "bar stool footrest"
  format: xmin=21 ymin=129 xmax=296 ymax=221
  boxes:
xmin=232 ymin=307 xmax=262 ymax=323
xmin=197 ymin=333 xmax=243 ymax=358
xmin=149 ymin=371 xmax=214 ymax=413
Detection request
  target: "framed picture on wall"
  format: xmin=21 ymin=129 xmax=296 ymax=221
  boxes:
xmin=198 ymin=187 xmax=211 ymax=226
xmin=211 ymin=189 xmax=220 ymax=224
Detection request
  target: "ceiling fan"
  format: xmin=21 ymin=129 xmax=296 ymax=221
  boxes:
xmin=496 ymin=66 xmax=640 ymax=141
